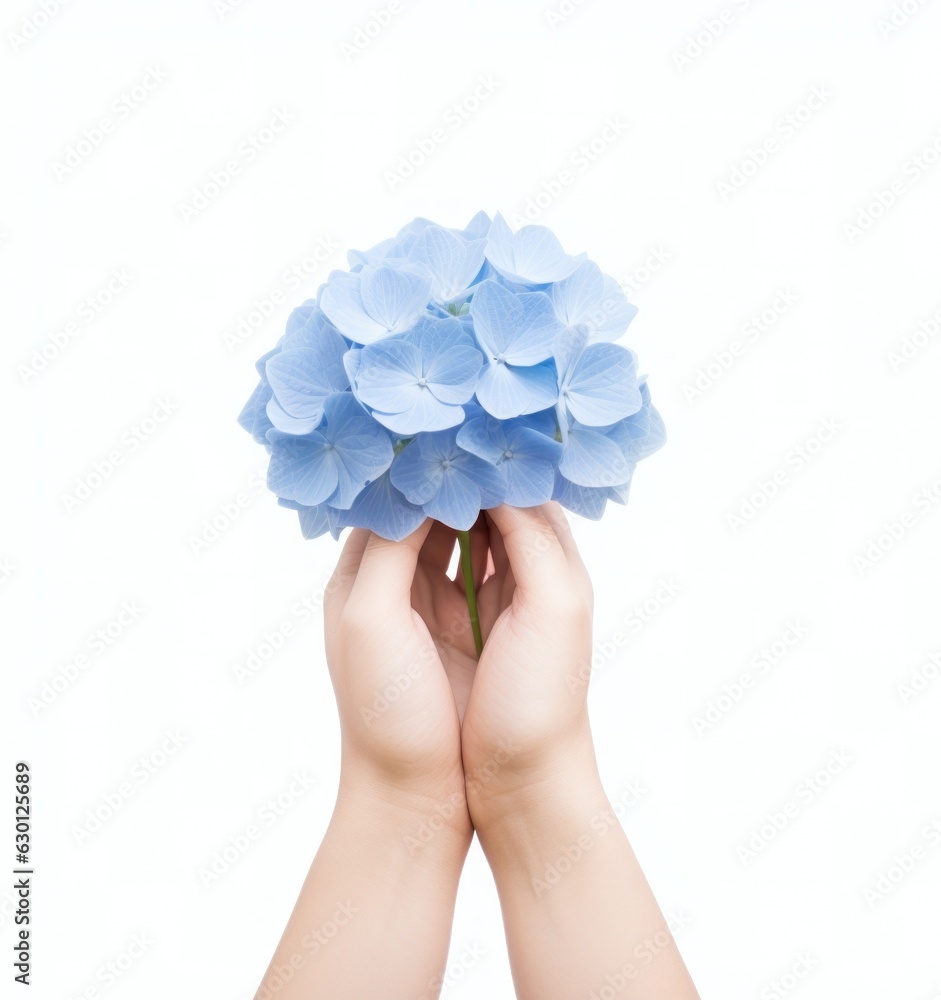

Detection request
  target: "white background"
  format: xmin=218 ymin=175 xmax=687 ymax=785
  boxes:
xmin=4 ymin=0 xmax=941 ymax=997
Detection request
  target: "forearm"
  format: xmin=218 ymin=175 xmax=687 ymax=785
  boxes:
xmin=255 ymin=765 xmax=472 ymax=1000
xmin=472 ymin=740 xmax=699 ymax=1000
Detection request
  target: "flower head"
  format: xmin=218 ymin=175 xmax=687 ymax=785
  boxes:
xmin=239 ymin=213 xmax=664 ymax=540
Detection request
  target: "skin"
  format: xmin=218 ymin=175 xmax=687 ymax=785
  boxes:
xmin=254 ymin=504 xmax=700 ymax=1000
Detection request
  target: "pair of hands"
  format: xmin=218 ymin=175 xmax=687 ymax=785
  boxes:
xmin=323 ymin=503 xmax=595 ymax=839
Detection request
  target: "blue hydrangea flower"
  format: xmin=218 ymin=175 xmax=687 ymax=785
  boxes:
xmin=469 ymin=279 xmax=563 ymax=419
xmin=267 ymin=394 xmax=393 ymax=509
xmin=390 ymin=427 xmax=507 ymax=531
xmin=239 ymin=213 xmax=665 ymax=541
xmin=349 ymin=315 xmax=483 ymax=434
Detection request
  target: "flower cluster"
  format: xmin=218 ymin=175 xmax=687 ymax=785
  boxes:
xmin=239 ymin=212 xmax=665 ymax=541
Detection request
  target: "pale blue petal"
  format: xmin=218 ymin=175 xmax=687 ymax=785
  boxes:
xmin=296 ymin=504 xmax=334 ymax=539
xmin=353 ymin=339 xmax=422 ymax=410
xmin=423 ymin=469 xmax=481 ymax=530
xmin=456 ymin=416 xmax=506 ymax=464
xmin=322 ymin=396 xmax=395 ymax=509
xmin=408 ymin=225 xmax=488 ymax=303
xmin=585 ymin=276 xmax=638 ymax=342
xmin=319 ymin=270 xmax=389 ymax=344
xmin=558 ymin=424 xmax=632 ymax=487
xmin=359 ymin=263 xmax=432 ymax=334
xmin=476 ymin=359 xmax=559 ymax=419
xmin=371 ymin=387 xmax=465 ymax=435
xmin=563 ymin=343 xmax=643 ymax=426
xmin=238 ymin=381 xmax=274 ymax=444
xmin=458 ymin=210 xmax=492 ymax=240
xmin=267 ymin=433 xmax=339 ymax=506
xmin=552 ymin=472 xmax=610 ymax=520
xmin=551 ymin=260 xmax=604 ymax=326
xmin=329 ymin=472 xmax=427 ymax=542
xmin=265 ymin=332 xmax=349 ymax=421
xmin=452 ymin=453 xmax=506 ymax=508
xmin=504 ymin=456 xmax=556 ymax=507
xmin=389 ymin=440 xmax=443 ymax=504
xmin=266 ymin=396 xmax=322 ymax=435
xmin=469 ymin=281 xmax=559 ymax=365
xmin=606 ymin=386 xmax=667 ymax=461
xmin=417 ymin=317 xmax=482 ymax=404
xmin=485 ymin=213 xmax=584 ymax=284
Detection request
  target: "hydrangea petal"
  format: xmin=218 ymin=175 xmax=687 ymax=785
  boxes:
xmin=551 ymin=260 xmax=605 ymax=326
xmin=585 ymin=276 xmax=638 ymax=342
xmin=558 ymin=424 xmax=631 ymax=488
xmin=371 ymin=386 xmax=465 ymax=435
xmin=408 ymin=226 xmax=488 ymax=303
xmin=267 ymin=433 xmax=339 ymax=506
xmin=328 ymin=472 xmax=426 ymax=542
xmin=552 ymin=472 xmax=610 ymax=520
xmin=265 ymin=332 xmax=349 ymax=424
xmin=359 ymin=262 xmax=432 ymax=335
xmin=319 ymin=271 xmax=388 ymax=344
xmin=485 ymin=213 xmax=584 ymax=284
xmin=562 ymin=343 xmax=642 ymax=426
xmin=469 ymin=281 xmax=560 ymax=364
xmin=476 ymin=358 xmax=558 ymax=420
xmin=606 ymin=384 xmax=666 ymax=461
xmin=423 ymin=469 xmax=481 ymax=530
xmin=239 ymin=381 xmax=274 ymax=444
xmin=353 ymin=339 xmax=423 ymax=411
xmin=265 ymin=396 xmax=321 ymax=435
xmin=389 ymin=440 xmax=444 ymax=504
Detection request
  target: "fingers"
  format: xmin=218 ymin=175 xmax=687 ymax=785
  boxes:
xmin=419 ymin=521 xmax=458 ymax=577
xmin=324 ymin=528 xmax=370 ymax=624
xmin=542 ymin=502 xmax=592 ymax=603
xmin=347 ymin=519 xmax=434 ymax=613
xmin=486 ymin=505 xmax=572 ymax=601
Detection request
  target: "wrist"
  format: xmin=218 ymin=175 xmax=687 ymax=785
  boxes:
xmin=465 ymin=717 xmax=600 ymax=834
xmin=338 ymin=751 xmax=474 ymax=859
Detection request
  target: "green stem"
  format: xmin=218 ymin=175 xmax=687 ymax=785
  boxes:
xmin=457 ymin=529 xmax=483 ymax=658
